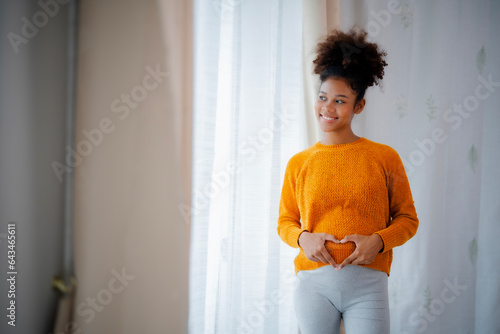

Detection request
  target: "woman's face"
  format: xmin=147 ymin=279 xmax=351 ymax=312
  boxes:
xmin=314 ymin=77 xmax=365 ymax=134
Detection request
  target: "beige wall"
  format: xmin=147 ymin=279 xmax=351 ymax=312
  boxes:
xmin=73 ymin=1 xmax=192 ymax=333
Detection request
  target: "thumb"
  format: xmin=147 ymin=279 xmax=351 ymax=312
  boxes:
xmin=340 ymin=234 xmax=358 ymax=244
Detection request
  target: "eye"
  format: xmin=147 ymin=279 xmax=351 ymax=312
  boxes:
xmin=319 ymin=96 xmax=326 ymax=101
xmin=336 ymin=99 xmax=344 ymax=104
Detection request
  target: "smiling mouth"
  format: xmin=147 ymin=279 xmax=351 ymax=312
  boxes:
xmin=321 ymin=114 xmax=339 ymax=121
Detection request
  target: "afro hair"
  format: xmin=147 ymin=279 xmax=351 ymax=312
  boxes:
xmin=312 ymin=27 xmax=388 ymax=101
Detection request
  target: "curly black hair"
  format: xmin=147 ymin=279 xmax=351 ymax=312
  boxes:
xmin=312 ymin=27 xmax=388 ymax=102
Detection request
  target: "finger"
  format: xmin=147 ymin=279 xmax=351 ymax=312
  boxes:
xmin=316 ymin=253 xmax=330 ymax=264
xmin=308 ymin=255 xmax=319 ymax=262
xmin=323 ymin=234 xmax=340 ymax=243
xmin=320 ymin=249 xmax=338 ymax=268
xmin=339 ymin=254 xmax=356 ymax=269
xmin=340 ymin=234 xmax=358 ymax=244
xmin=310 ymin=248 xmax=326 ymax=264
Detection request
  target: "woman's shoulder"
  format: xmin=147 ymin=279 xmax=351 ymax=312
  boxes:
xmin=289 ymin=145 xmax=315 ymax=162
xmin=362 ymin=138 xmax=404 ymax=168
xmin=363 ymin=138 xmax=401 ymax=157
xmin=285 ymin=144 xmax=319 ymax=170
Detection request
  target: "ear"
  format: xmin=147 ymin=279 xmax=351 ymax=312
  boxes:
xmin=354 ymin=98 xmax=366 ymax=114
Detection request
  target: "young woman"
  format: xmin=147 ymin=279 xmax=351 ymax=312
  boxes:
xmin=277 ymin=28 xmax=419 ymax=334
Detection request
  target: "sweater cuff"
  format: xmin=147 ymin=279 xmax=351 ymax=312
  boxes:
xmin=286 ymin=227 xmax=306 ymax=248
xmin=374 ymin=232 xmax=385 ymax=253
xmin=374 ymin=229 xmax=399 ymax=253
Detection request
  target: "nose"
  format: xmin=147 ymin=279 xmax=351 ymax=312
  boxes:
xmin=322 ymin=104 xmax=335 ymax=113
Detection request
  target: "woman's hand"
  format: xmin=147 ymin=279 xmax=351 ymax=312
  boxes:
xmin=298 ymin=231 xmax=340 ymax=269
xmin=337 ymin=234 xmax=384 ymax=269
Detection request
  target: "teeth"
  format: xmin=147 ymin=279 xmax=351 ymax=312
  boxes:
xmin=322 ymin=115 xmax=337 ymax=120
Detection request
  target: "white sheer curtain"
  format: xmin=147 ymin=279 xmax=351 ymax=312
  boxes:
xmin=339 ymin=1 xmax=500 ymax=333
xmin=190 ymin=0 xmax=500 ymax=333
xmin=189 ymin=0 xmax=305 ymax=333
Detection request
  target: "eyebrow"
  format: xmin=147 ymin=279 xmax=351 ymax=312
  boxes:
xmin=319 ymin=91 xmax=349 ymax=98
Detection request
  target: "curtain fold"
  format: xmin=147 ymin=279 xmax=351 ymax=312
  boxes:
xmin=302 ymin=0 xmax=341 ymax=147
xmin=73 ymin=0 xmax=192 ymax=333
xmin=339 ymin=1 xmax=500 ymax=333
xmin=189 ymin=0 xmax=304 ymax=333
xmin=474 ymin=1 xmax=500 ymax=330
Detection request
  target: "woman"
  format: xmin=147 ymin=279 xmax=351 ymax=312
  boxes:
xmin=277 ymin=28 xmax=419 ymax=334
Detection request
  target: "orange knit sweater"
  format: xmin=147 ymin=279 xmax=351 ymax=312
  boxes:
xmin=277 ymin=137 xmax=418 ymax=276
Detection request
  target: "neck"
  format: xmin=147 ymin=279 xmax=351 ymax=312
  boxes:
xmin=321 ymin=130 xmax=360 ymax=145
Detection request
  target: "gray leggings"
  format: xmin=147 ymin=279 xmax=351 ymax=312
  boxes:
xmin=294 ymin=264 xmax=390 ymax=334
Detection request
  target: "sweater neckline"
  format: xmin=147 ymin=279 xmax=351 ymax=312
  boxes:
xmin=314 ymin=137 xmax=366 ymax=149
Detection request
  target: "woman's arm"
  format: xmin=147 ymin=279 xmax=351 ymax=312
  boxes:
xmin=374 ymin=150 xmax=419 ymax=253
xmin=277 ymin=159 xmax=304 ymax=248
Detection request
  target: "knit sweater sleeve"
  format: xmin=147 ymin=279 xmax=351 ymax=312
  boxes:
xmin=277 ymin=155 xmax=305 ymax=248
xmin=375 ymin=149 xmax=419 ymax=253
